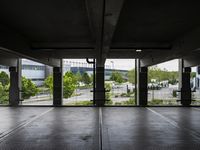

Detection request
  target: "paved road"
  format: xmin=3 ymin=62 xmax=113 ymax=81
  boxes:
xmin=22 ymin=84 xmax=200 ymax=105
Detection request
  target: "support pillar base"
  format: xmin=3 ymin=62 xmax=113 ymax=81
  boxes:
xmin=53 ymin=67 xmax=62 ymax=106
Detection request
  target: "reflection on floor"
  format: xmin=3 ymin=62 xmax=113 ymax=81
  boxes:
xmin=0 ymin=107 xmax=200 ymax=149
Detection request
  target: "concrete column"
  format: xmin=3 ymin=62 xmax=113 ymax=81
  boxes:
xmin=178 ymin=59 xmax=183 ymax=101
xmin=95 ymin=62 xmax=105 ymax=106
xmin=45 ymin=65 xmax=53 ymax=78
xmin=53 ymin=67 xmax=63 ymax=106
xmin=9 ymin=67 xmax=20 ymax=106
xmin=138 ymin=66 xmax=148 ymax=106
xmin=136 ymin=59 xmax=139 ymax=105
xmin=181 ymin=67 xmax=191 ymax=106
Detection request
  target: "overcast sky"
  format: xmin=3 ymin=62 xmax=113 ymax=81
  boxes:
xmin=65 ymin=59 xmax=180 ymax=71
xmin=65 ymin=59 xmax=199 ymax=72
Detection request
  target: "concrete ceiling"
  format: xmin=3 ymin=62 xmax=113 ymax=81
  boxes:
xmin=0 ymin=0 xmax=200 ymax=66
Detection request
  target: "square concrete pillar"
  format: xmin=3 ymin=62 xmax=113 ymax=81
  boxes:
xmin=138 ymin=67 xmax=148 ymax=106
xmin=53 ymin=67 xmax=63 ymax=106
xmin=95 ymin=66 xmax=105 ymax=106
xmin=9 ymin=67 xmax=20 ymax=106
xmin=181 ymin=67 xmax=191 ymax=106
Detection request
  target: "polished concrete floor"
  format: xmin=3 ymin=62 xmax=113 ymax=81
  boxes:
xmin=0 ymin=107 xmax=200 ymax=149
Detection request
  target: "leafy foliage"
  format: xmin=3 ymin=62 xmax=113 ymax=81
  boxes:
xmin=105 ymin=83 xmax=113 ymax=104
xmin=128 ymin=67 xmax=181 ymax=85
xmin=44 ymin=72 xmax=78 ymax=99
xmin=0 ymin=82 xmax=9 ymax=104
xmin=67 ymin=100 xmax=93 ymax=106
xmin=191 ymin=72 xmax=196 ymax=78
xmin=148 ymin=66 xmax=178 ymax=84
xmin=75 ymin=71 xmax=82 ymax=82
xmin=127 ymin=69 xmax=135 ymax=84
xmin=0 ymin=71 xmax=9 ymax=86
xmin=44 ymin=75 xmax=53 ymax=94
xmin=21 ymin=77 xmax=39 ymax=99
xmin=115 ymin=98 xmax=135 ymax=105
xmin=0 ymin=71 xmax=9 ymax=104
xmin=81 ymin=72 xmax=91 ymax=85
xmin=110 ymin=71 xmax=124 ymax=83
xmin=63 ymin=72 xmax=77 ymax=98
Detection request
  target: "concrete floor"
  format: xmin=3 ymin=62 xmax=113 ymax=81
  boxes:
xmin=0 ymin=107 xmax=200 ymax=149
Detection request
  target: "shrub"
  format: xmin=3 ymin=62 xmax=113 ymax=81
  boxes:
xmin=21 ymin=77 xmax=39 ymax=99
xmin=105 ymin=83 xmax=113 ymax=105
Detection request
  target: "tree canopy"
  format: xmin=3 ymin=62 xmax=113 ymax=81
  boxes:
xmin=63 ymin=72 xmax=77 ymax=98
xmin=21 ymin=77 xmax=39 ymax=99
xmin=44 ymin=75 xmax=53 ymax=94
xmin=110 ymin=71 xmax=124 ymax=83
xmin=44 ymin=71 xmax=78 ymax=98
xmin=0 ymin=82 xmax=9 ymax=104
xmin=148 ymin=66 xmax=178 ymax=84
xmin=81 ymin=72 xmax=91 ymax=85
xmin=127 ymin=69 xmax=135 ymax=84
xmin=0 ymin=71 xmax=9 ymax=86
xmin=127 ymin=66 xmax=196 ymax=85
xmin=0 ymin=71 xmax=10 ymax=104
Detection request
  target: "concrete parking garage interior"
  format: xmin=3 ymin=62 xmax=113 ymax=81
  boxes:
xmin=1 ymin=1 xmax=200 ymax=149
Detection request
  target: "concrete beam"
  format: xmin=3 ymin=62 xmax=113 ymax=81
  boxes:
xmin=0 ymin=57 xmax=18 ymax=67
xmin=0 ymin=25 xmax=60 ymax=67
xmin=48 ymin=49 xmax=95 ymax=59
xmin=85 ymin=0 xmax=105 ymax=65
xmin=140 ymin=51 xmax=177 ymax=67
xmin=31 ymin=42 xmax=94 ymax=49
xmin=183 ymin=54 xmax=200 ymax=67
xmin=140 ymin=26 xmax=200 ymax=67
xmin=172 ymin=27 xmax=200 ymax=57
xmin=0 ymin=47 xmax=61 ymax=67
xmin=85 ymin=0 xmax=104 ymax=45
xmin=111 ymin=42 xmax=171 ymax=49
xmin=85 ymin=0 xmax=124 ymax=64
xmin=102 ymin=0 xmax=125 ymax=55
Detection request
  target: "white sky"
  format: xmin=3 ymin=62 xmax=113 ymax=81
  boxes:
xmin=65 ymin=59 xmax=180 ymax=71
xmin=64 ymin=59 xmax=198 ymax=72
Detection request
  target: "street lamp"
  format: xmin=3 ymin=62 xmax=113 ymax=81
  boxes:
xmin=110 ymin=61 xmax=114 ymax=70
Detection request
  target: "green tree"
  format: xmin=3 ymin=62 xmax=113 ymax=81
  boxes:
xmin=148 ymin=66 xmax=178 ymax=84
xmin=0 ymin=72 xmax=9 ymax=104
xmin=63 ymin=72 xmax=77 ymax=98
xmin=127 ymin=66 xmax=179 ymax=85
xmin=44 ymin=75 xmax=53 ymax=94
xmin=110 ymin=71 xmax=123 ymax=83
xmin=0 ymin=82 xmax=9 ymax=104
xmin=75 ymin=71 xmax=82 ymax=83
xmin=105 ymin=83 xmax=112 ymax=104
xmin=21 ymin=77 xmax=39 ymax=99
xmin=82 ymin=72 xmax=91 ymax=85
xmin=0 ymin=71 xmax=9 ymax=86
xmin=191 ymin=72 xmax=196 ymax=78
xmin=44 ymin=72 xmax=77 ymax=98
xmin=127 ymin=69 xmax=135 ymax=84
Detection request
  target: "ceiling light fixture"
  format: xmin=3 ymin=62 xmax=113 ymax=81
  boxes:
xmin=136 ymin=49 xmax=142 ymax=52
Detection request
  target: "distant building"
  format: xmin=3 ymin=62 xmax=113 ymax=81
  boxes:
xmin=195 ymin=66 xmax=200 ymax=89
xmin=0 ymin=59 xmax=47 ymax=86
xmin=0 ymin=59 xmax=128 ymax=86
xmin=70 ymin=67 xmax=128 ymax=80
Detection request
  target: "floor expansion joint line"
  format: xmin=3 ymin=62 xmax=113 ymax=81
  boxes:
xmin=99 ymin=107 xmax=103 ymax=150
xmin=146 ymin=108 xmax=179 ymax=128
xmin=146 ymin=107 xmax=200 ymax=140
xmin=193 ymin=108 xmax=200 ymax=111
xmin=0 ymin=108 xmax=54 ymax=143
